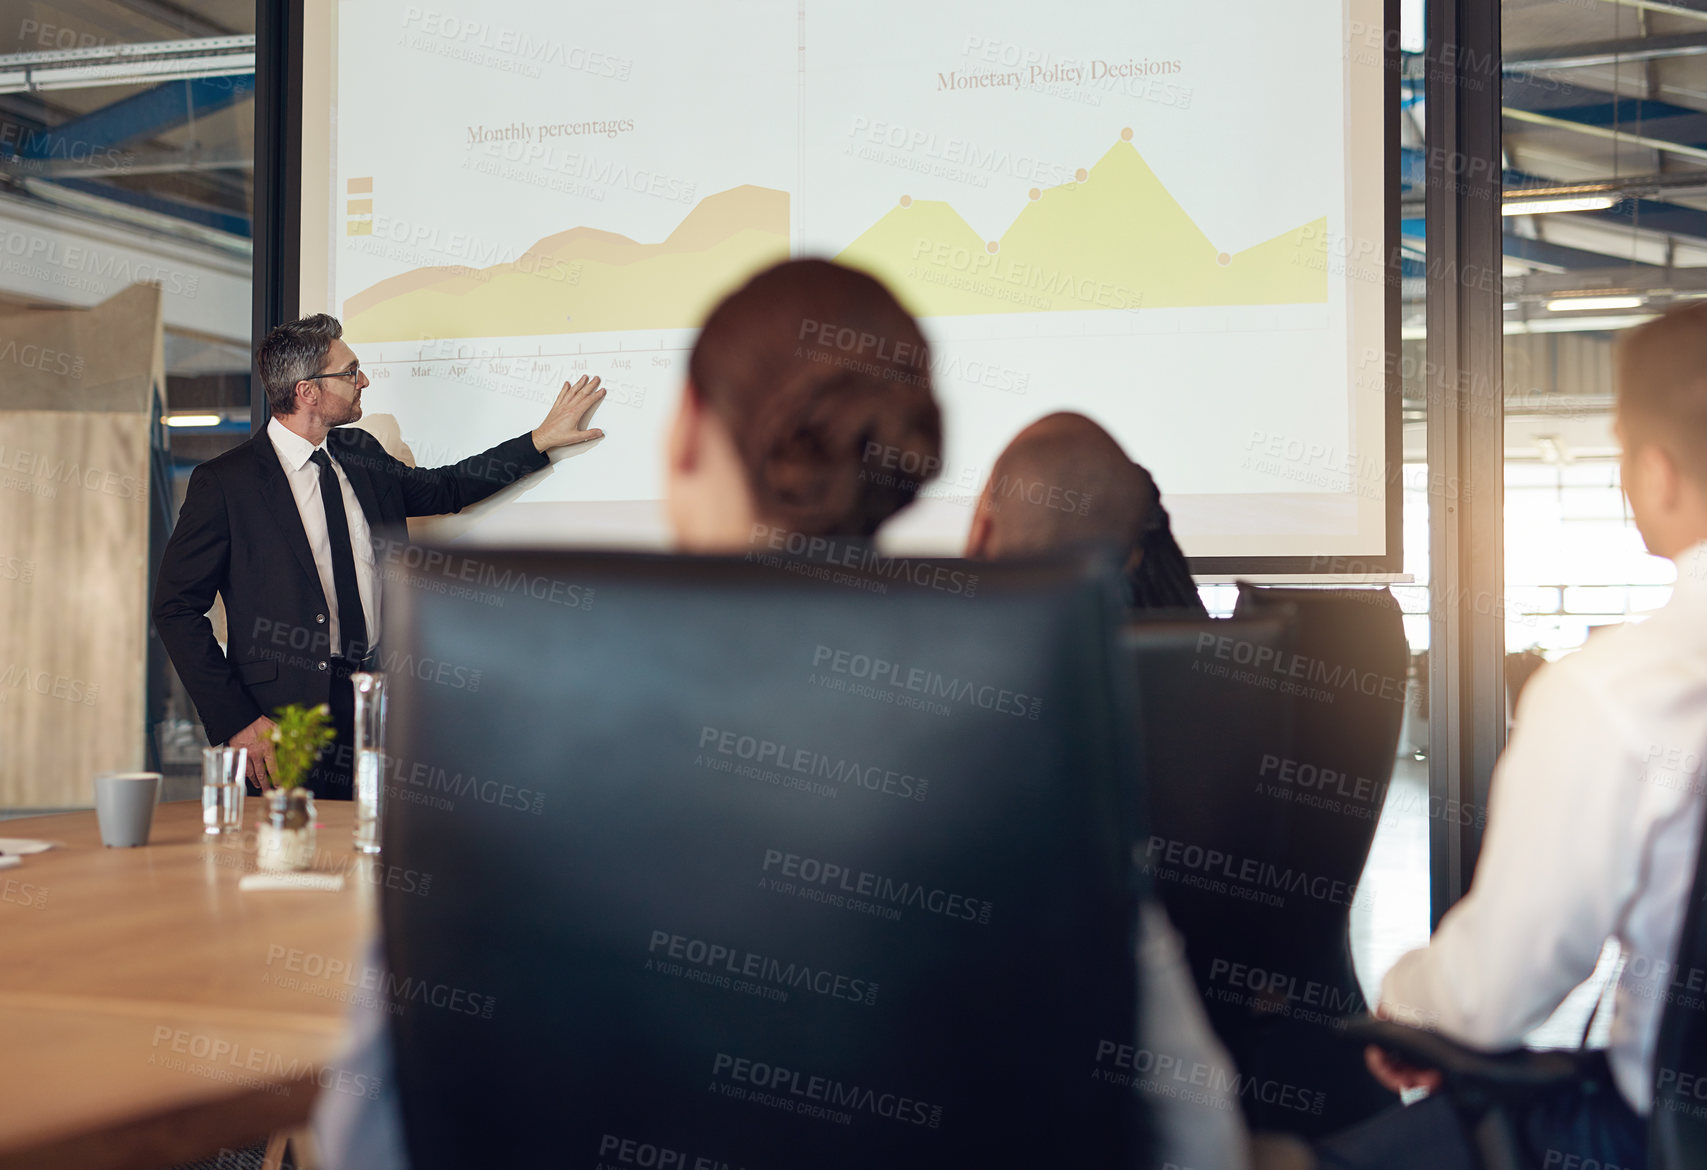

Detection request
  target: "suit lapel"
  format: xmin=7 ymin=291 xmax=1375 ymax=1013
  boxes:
xmin=250 ymin=432 xmax=328 ymax=604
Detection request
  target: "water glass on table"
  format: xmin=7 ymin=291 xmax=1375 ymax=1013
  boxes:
xmin=352 ymin=671 xmax=388 ymax=854
xmin=202 ymin=746 xmax=248 ymax=836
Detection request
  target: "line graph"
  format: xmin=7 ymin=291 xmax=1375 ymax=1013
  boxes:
xmin=834 ymin=133 xmax=1327 ymax=319
xmin=342 ymin=185 xmax=791 ymax=343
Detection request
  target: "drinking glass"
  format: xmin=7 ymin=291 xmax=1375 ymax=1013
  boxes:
xmin=201 ymin=747 xmax=247 ymax=836
xmin=352 ymin=672 xmax=387 ymax=854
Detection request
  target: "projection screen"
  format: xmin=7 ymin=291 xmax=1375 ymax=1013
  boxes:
xmin=296 ymin=0 xmax=1398 ymax=572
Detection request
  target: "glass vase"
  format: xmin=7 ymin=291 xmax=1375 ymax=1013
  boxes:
xmin=256 ymin=787 xmax=317 ymax=872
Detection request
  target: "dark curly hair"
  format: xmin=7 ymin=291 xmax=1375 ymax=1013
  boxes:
xmin=689 ymin=259 xmax=942 ymax=537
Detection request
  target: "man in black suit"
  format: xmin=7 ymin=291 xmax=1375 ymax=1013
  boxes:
xmin=153 ymin=313 xmax=605 ymax=799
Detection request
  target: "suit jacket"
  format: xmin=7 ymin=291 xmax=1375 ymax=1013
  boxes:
xmin=153 ymin=424 xmax=548 ymax=747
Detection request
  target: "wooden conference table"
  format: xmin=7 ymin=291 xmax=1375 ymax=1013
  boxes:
xmin=0 ymin=802 xmax=373 ymax=1170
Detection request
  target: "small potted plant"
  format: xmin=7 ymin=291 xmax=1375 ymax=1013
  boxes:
xmin=256 ymin=703 xmax=335 ymax=873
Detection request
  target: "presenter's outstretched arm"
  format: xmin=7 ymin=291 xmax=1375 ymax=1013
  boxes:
xmin=346 ymin=375 xmax=608 ymax=517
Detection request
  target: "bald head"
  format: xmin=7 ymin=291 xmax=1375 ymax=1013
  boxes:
xmin=966 ymin=413 xmax=1152 ymax=559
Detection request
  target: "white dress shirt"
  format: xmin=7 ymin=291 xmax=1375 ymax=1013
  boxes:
xmin=1381 ymin=539 xmax=1707 ymax=1113
xmin=267 ymin=417 xmax=379 ymax=657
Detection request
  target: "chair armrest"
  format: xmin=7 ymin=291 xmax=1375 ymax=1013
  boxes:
xmin=1342 ymin=1017 xmax=1588 ymax=1093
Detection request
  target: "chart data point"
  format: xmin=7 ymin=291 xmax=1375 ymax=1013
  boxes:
xmin=1217 ymin=252 xmax=1231 ymax=266
xmin=1074 ymin=168 xmax=1088 ymax=182
xmin=1028 ymin=188 xmax=1041 ymax=201
xmin=1120 ymin=127 xmax=1134 ymax=141
xmin=986 ymin=241 xmax=999 ymax=254
xmin=899 ymin=194 xmax=912 ymax=207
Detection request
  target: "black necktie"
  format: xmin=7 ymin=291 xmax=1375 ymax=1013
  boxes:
xmin=309 ymin=448 xmax=369 ymax=660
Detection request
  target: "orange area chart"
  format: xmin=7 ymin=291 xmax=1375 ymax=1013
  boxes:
xmin=341 ymin=185 xmax=791 ymax=342
xmin=835 ymin=134 xmax=1328 ymax=318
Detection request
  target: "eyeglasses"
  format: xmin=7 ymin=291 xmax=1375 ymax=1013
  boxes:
xmin=301 ymin=366 xmax=361 ymax=383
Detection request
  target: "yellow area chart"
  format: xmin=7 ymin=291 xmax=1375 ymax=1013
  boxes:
xmin=342 ymin=185 xmax=790 ymax=342
xmin=836 ymin=134 xmax=1328 ymax=318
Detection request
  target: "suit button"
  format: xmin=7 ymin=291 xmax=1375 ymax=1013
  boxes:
xmin=315 ymin=613 xmax=326 ymax=624
xmin=318 ymin=661 xmax=328 ymax=671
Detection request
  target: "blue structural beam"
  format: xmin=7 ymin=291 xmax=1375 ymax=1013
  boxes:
xmin=1589 ymin=193 xmax=1707 ymax=241
xmin=52 ymin=176 xmax=251 ymax=236
xmin=1504 ymin=154 xmax=1707 ymax=247
xmin=2 ymin=73 xmax=256 ymax=237
xmin=9 ymin=74 xmax=255 ymax=159
xmin=1396 ymin=154 xmax=1673 ymax=272
xmin=1401 ymin=144 xmax=1425 ymax=190
xmin=1503 ymin=72 xmax=1707 ymax=134
xmin=1480 ymin=74 xmax=1707 ymax=247
xmin=1501 ymin=233 xmax=1657 ymax=271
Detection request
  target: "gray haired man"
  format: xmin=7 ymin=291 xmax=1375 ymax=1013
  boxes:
xmin=153 ymin=313 xmax=605 ymax=798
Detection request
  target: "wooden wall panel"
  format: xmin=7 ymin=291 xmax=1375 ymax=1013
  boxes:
xmin=0 ymin=285 xmax=161 ymax=807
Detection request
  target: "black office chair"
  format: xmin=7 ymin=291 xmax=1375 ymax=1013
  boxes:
xmin=381 ymin=548 xmax=1150 ymax=1169
xmin=1123 ymin=605 xmax=1391 ymax=1139
xmin=1349 ymin=770 xmax=1707 ymax=1170
xmin=1122 ymin=613 xmax=1299 ymax=1093
xmin=1206 ymin=585 xmax=1406 ymax=1138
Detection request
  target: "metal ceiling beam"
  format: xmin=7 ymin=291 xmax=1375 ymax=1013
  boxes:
xmin=1501 ymin=234 xmax=1660 ymax=272
xmin=1401 ymin=171 xmax=1707 ymax=217
xmin=36 ymin=175 xmax=249 ymax=237
xmin=6 ymin=74 xmax=254 ymax=161
xmin=1504 ymin=265 xmax=1707 ymax=299
xmin=1496 ymin=79 xmax=1707 ymax=247
xmin=0 ymin=36 xmax=255 ymax=95
xmin=1599 ymin=0 xmax=1707 ymax=23
xmin=1503 ymin=172 xmax=1707 ymax=200
xmin=1502 ymin=73 xmax=1707 ymax=130
xmin=0 ymin=143 xmax=251 ymax=178
xmin=1505 ymin=105 xmax=1707 ymax=163
xmin=1506 ymin=30 xmax=1707 ymax=70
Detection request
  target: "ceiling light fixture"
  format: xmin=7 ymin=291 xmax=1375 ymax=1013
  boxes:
xmin=1502 ymin=195 xmax=1617 ymax=216
xmin=1544 ymin=295 xmax=1645 ymax=312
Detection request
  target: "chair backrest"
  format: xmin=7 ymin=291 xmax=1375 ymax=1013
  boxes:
xmin=382 ymin=548 xmax=1148 ymax=1170
xmin=1124 ymin=611 xmax=1380 ymax=1136
xmin=1123 ymin=612 xmax=1300 ymax=983
xmin=1231 ymin=584 xmax=1409 ymax=987
xmin=1650 ymin=773 xmax=1707 ymax=1169
xmin=1135 ymin=584 xmax=1402 ymax=1138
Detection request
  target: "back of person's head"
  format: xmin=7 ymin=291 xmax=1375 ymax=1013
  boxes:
xmin=676 ymin=259 xmax=941 ymax=542
xmin=967 ymin=412 xmax=1203 ymax=613
xmin=1615 ymin=303 xmax=1707 ymax=556
xmin=1617 ymin=302 xmax=1707 ymax=468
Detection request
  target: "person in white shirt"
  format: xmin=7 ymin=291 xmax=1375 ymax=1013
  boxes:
xmin=1318 ymin=301 xmax=1707 ymax=1169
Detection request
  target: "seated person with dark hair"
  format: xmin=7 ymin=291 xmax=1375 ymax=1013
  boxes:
xmin=965 ymin=411 xmax=1205 ymax=614
xmin=1319 ymin=301 xmax=1707 ymax=1169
